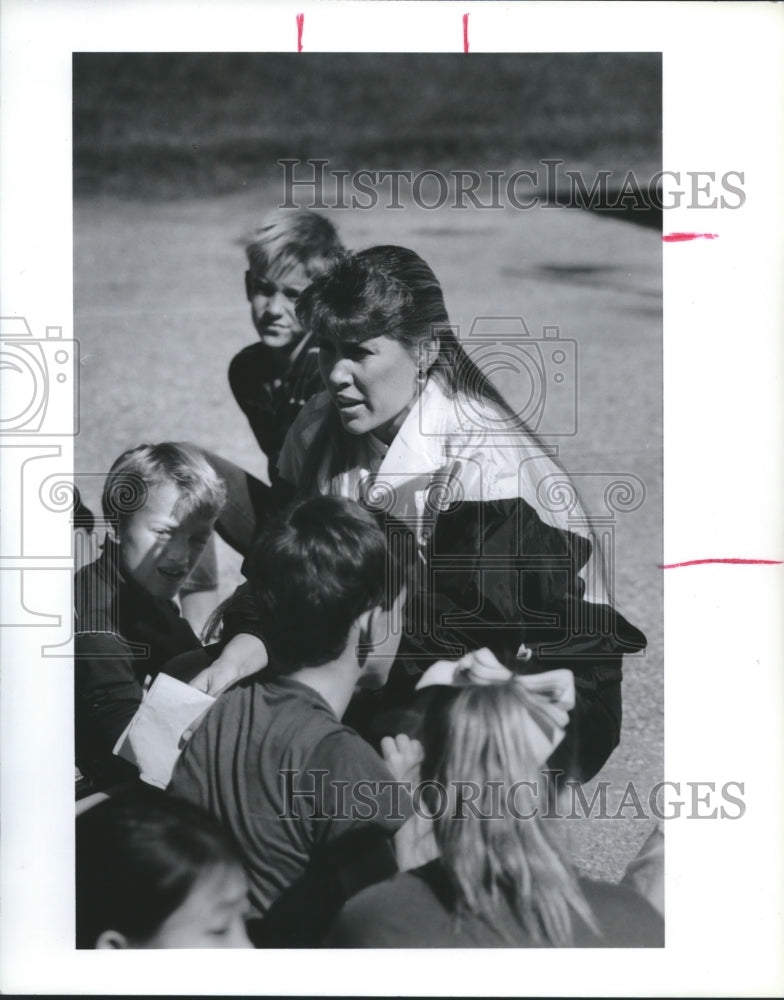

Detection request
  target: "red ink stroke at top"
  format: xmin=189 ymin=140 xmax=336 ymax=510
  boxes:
xmin=463 ymin=13 xmax=469 ymax=53
xmin=662 ymin=232 xmax=719 ymax=242
xmin=659 ymin=558 xmax=782 ymax=569
xmin=297 ymin=13 xmax=304 ymax=52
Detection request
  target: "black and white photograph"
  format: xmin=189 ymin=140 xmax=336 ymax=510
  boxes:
xmin=70 ymin=48 xmax=664 ymax=949
xmin=1 ymin=2 xmax=782 ymax=996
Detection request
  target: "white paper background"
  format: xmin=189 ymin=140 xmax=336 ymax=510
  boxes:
xmin=1 ymin=0 xmax=782 ymax=995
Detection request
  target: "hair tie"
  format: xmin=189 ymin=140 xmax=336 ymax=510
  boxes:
xmin=416 ymin=648 xmax=576 ymax=765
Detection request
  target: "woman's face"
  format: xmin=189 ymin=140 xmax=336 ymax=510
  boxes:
xmin=318 ymin=334 xmax=420 ymax=444
xmin=117 ymin=481 xmax=214 ymax=601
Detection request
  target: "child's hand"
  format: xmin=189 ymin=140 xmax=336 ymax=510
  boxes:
xmin=380 ymin=733 xmax=424 ymax=784
xmin=394 ymin=809 xmax=439 ymax=873
xmin=382 ymin=735 xmax=436 ymax=872
xmin=190 ymin=633 xmax=268 ymax=697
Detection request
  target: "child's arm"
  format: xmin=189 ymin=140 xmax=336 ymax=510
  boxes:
xmin=189 ymin=578 xmax=269 ymax=696
xmin=76 ymin=631 xmax=144 ymax=748
xmin=381 ymin=734 xmax=439 ymax=872
xmin=189 ymin=631 xmax=268 ymax=696
xmin=75 ymin=630 xmax=147 ymax=785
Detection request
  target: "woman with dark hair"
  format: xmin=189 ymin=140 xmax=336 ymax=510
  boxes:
xmin=326 ymin=649 xmax=663 ymax=948
xmin=205 ymin=246 xmax=645 ymax=781
xmin=76 ymin=790 xmax=251 ymax=949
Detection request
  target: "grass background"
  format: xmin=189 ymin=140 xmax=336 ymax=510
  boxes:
xmin=74 ymin=52 xmax=661 ymax=198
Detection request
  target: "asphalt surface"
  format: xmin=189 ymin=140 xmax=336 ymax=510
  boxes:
xmin=74 ymin=186 xmax=663 ymax=881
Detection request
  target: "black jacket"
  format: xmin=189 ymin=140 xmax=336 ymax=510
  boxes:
xmin=228 ymin=336 xmax=322 ymax=481
xmin=74 ymin=541 xmax=202 ymax=784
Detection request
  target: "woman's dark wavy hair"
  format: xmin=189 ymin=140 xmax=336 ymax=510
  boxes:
xmin=293 ymin=245 xmax=554 ymax=493
xmin=75 ymin=789 xmax=242 ymax=948
xmin=244 ymin=494 xmax=398 ymax=672
xmin=296 ymin=245 xmax=514 ymax=408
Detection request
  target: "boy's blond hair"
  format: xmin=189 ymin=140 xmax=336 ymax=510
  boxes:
xmin=244 ymin=209 xmax=343 ymax=279
xmin=101 ymin=442 xmax=226 ymax=525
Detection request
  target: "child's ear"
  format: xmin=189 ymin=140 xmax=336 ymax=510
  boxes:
xmin=356 ymin=606 xmax=382 ymax=668
xmin=366 ymin=606 xmax=385 ymax=643
xmin=95 ymin=928 xmax=130 ymax=949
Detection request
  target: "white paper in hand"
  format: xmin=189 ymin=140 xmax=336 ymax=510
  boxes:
xmin=112 ymin=673 xmax=215 ymax=789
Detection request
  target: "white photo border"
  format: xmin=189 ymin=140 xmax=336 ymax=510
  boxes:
xmin=1 ymin=1 xmax=783 ymax=995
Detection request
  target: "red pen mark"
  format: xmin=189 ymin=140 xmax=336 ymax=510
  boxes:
xmin=297 ymin=13 xmax=304 ymax=52
xmin=659 ymin=558 xmax=782 ymax=569
xmin=662 ymin=232 xmax=719 ymax=243
xmin=463 ymin=13 xmax=469 ymax=53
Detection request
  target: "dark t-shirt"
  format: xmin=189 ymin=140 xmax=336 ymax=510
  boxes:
xmin=228 ymin=338 xmax=322 ymax=480
xmin=168 ymin=673 xmax=410 ymax=945
xmin=326 ymin=860 xmax=664 ymax=948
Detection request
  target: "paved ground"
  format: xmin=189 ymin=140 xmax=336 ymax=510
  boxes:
xmin=74 ymin=185 xmax=662 ymax=881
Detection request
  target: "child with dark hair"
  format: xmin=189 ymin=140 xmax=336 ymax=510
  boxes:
xmin=75 ymin=443 xmax=226 ymax=792
xmin=168 ymin=495 xmax=411 ymax=947
xmin=76 ymin=789 xmax=251 ymax=949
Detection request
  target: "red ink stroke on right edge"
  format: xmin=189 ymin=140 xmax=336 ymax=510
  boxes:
xmin=297 ymin=13 xmax=304 ymax=52
xmin=463 ymin=14 xmax=469 ymax=53
xmin=662 ymin=232 xmax=719 ymax=242
xmin=659 ymin=558 xmax=782 ymax=569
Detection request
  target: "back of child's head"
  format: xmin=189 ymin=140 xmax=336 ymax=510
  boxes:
xmin=246 ymin=494 xmax=396 ymax=671
xmin=244 ymin=209 xmax=343 ymax=279
xmin=101 ymin=442 xmax=226 ymax=527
